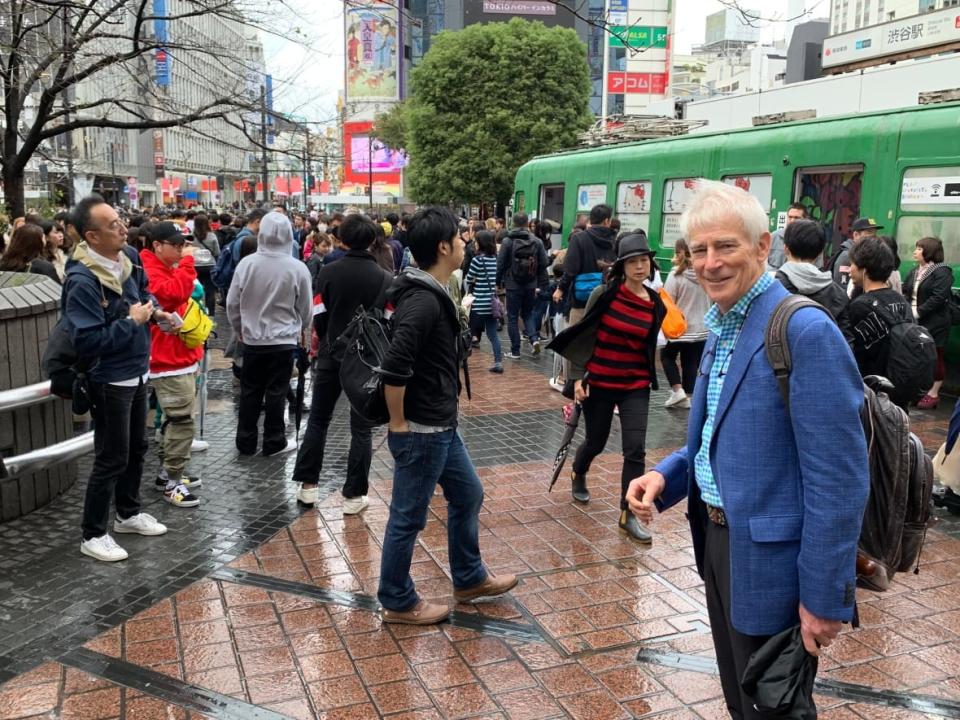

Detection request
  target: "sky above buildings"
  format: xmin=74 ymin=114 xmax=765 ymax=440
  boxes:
xmin=260 ymin=0 xmax=826 ymax=123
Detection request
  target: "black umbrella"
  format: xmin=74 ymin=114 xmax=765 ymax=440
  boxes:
xmin=548 ymin=402 xmax=582 ymax=492
xmin=741 ymin=625 xmax=817 ymax=718
xmin=294 ymin=346 xmax=310 ymax=444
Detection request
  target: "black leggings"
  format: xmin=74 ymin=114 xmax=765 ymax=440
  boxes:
xmin=660 ymin=340 xmax=706 ymax=394
xmin=572 ymin=386 xmax=650 ymax=510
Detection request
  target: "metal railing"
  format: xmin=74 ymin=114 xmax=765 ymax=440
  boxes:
xmin=0 ymin=432 xmax=94 ymax=480
xmin=0 ymin=380 xmax=94 ymax=481
xmin=0 ymin=381 xmax=55 ymax=413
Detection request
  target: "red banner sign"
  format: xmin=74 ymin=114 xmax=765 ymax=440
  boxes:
xmin=607 ymin=71 xmax=669 ymax=95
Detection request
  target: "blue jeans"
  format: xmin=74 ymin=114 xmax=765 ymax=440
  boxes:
xmin=470 ymin=312 xmax=502 ymax=363
xmin=506 ymin=287 xmax=537 ymax=354
xmin=378 ymin=430 xmax=487 ymax=611
xmin=530 ymin=291 xmax=549 ymax=341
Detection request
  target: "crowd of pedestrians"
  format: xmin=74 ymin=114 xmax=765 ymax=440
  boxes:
xmin=2 ymin=179 xmax=955 ymax=717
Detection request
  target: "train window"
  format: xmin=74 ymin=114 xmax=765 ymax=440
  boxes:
xmin=895 ymin=216 xmax=960 ymax=268
xmin=900 ymin=167 xmax=960 ymax=213
xmin=662 ymin=178 xmax=698 ymax=247
xmin=616 ymin=181 xmax=651 ymax=235
xmin=515 ymin=192 xmax=525 ymax=214
xmin=577 ymin=184 xmax=607 ymax=213
xmin=721 ymin=174 xmax=773 ymax=212
xmin=794 ymin=165 xmax=864 ymax=260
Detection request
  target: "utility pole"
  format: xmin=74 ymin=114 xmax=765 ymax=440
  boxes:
xmin=61 ymin=6 xmax=75 ymax=206
xmin=367 ymin=136 xmax=374 ymax=212
xmin=109 ymin=141 xmax=117 ymax=206
xmin=600 ymin=0 xmax=610 ymax=125
xmin=260 ymin=84 xmax=269 ymax=204
xmin=302 ymin=127 xmax=309 ymax=209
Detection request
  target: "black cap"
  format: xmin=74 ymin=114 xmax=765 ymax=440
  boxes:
xmin=150 ymin=221 xmax=188 ymax=245
xmin=851 ymin=217 xmax=883 ymax=232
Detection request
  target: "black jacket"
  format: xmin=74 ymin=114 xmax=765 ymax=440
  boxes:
xmin=845 ymin=288 xmax=912 ymax=380
xmin=547 ymin=280 xmax=666 ymax=391
xmin=314 ymin=249 xmax=394 ymax=349
xmin=496 ymin=229 xmax=549 ymax=290
xmin=904 ymin=264 xmax=953 ymax=347
xmin=559 ymin=226 xmax=617 ymax=308
xmin=380 ymin=269 xmax=466 ymax=427
xmin=776 ymin=271 xmax=850 ymax=336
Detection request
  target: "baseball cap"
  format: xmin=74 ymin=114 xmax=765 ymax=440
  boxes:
xmin=150 ymin=221 xmax=188 ymax=245
xmin=851 ymin=217 xmax=883 ymax=232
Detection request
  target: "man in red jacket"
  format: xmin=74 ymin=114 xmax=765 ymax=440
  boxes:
xmin=141 ymin=222 xmax=203 ymax=507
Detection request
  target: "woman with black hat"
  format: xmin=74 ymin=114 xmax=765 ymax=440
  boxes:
xmin=548 ymin=231 xmax=666 ymax=542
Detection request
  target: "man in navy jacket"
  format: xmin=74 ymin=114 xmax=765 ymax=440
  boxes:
xmin=627 ymin=181 xmax=869 ymax=718
xmin=64 ymin=195 xmax=178 ymax=562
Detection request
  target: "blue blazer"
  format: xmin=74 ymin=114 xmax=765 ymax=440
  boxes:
xmin=655 ymin=281 xmax=869 ymax=636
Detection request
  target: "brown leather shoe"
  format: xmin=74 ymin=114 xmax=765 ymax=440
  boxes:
xmin=454 ymin=573 xmax=519 ymax=603
xmin=381 ymin=600 xmax=450 ymax=625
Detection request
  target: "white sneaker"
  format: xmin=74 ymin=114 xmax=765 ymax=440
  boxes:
xmin=114 ymin=513 xmax=168 ymax=536
xmin=343 ymin=495 xmax=369 ymax=515
xmin=80 ymin=534 xmax=128 ymax=562
xmin=549 ymin=377 xmax=565 ymax=393
xmin=191 ymin=439 xmax=210 ymax=452
xmin=164 ymin=484 xmax=201 ymax=508
xmin=664 ymin=388 xmax=687 ymax=408
xmin=264 ymin=437 xmax=297 ymax=457
xmin=679 ymin=396 xmax=691 ymax=409
xmin=296 ymin=485 xmax=318 ymax=505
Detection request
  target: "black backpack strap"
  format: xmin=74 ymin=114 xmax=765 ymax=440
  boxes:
xmin=764 ymin=295 xmax=830 ymax=411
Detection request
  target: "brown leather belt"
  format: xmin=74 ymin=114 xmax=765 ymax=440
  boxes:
xmin=706 ymin=504 xmax=727 ymax=527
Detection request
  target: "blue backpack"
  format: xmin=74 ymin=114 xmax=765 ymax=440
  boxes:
xmin=573 ymin=272 xmax=604 ymax=302
xmin=211 ymin=235 xmax=243 ymax=291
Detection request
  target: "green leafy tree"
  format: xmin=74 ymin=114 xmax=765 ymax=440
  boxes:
xmin=404 ymin=18 xmax=591 ymax=206
xmin=373 ymin=102 xmax=410 ymax=153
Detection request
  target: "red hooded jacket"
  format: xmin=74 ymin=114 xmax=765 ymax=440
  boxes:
xmin=140 ymin=249 xmax=204 ymax=373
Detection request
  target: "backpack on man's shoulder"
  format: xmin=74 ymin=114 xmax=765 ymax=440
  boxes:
xmin=211 ymin=238 xmax=240 ymax=291
xmin=765 ymin=295 xmax=933 ymax=592
xmin=871 ymin=303 xmax=937 ymax=407
xmin=510 ymin=235 xmax=538 ymax=285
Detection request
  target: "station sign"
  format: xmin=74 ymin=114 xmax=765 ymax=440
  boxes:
xmin=823 ymin=6 xmax=960 ymax=69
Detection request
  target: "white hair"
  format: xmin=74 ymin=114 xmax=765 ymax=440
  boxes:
xmin=679 ymin=179 xmax=770 ymax=245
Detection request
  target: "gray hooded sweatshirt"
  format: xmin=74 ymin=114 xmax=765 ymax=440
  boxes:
xmin=226 ymin=211 xmax=312 ymax=347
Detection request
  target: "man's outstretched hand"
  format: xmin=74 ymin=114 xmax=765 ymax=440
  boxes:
xmin=625 ymin=471 xmax=665 ymax=525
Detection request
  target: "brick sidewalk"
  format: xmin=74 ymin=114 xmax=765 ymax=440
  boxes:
xmin=0 ymin=344 xmax=958 ymax=719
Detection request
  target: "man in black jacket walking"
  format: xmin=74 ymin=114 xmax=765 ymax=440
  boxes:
xmin=292 ymin=214 xmax=394 ymax=512
xmin=377 ymin=207 xmax=517 ymax=625
xmin=497 ymin=213 xmax=549 ymax=357
xmin=554 ymin=203 xmax=618 ymax=327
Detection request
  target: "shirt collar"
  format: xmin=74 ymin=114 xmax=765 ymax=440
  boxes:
xmin=85 ymin=245 xmax=124 ymax=282
xmin=704 ymin=272 xmax=774 ymax=335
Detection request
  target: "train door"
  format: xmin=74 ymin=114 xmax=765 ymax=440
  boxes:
xmin=539 ymin=184 xmax=565 ymax=229
xmin=793 ymin=165 xmax=864 ymax=259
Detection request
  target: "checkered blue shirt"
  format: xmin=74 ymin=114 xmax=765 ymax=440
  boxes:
xmin=693 ymin=274 xmax=774 ymax=508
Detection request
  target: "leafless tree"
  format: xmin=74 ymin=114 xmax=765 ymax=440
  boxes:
xmin=0 ymin=0 xmax=314 ymax=216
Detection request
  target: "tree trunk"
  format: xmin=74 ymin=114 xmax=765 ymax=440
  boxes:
xmin=3 ymin=160 xmax=26 ymax=218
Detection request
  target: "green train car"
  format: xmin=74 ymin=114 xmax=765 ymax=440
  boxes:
xmin=514 ymin=102 xmax=960 ymax=274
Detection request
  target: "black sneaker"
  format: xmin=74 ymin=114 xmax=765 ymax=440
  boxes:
xmin=155 ymin=473 xmax=202 ymax=491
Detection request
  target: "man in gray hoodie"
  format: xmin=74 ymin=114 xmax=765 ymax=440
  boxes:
xmin=227 ymin=211 xmax=312 ymax=456
xmin=776 ymin=219 xmax=849 ymax=335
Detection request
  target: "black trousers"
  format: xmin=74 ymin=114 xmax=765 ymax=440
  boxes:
xmin=702 ymin=513 xmax=817 ymax=719
xmin=82 ymin=380 xmax=147 ymax=540
xmin=237 ymin=346 xmax=294 ymax=455
xmin=661 ymin=340 xmax=706 ymax=394
xmin=292 ymin=352 xmax=373 ymax=498
xmin=572 ymin=386 xmax=650 ymax=510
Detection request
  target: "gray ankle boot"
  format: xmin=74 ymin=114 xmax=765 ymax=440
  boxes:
xmin=571 ymin=472 xmax=590 ymax=503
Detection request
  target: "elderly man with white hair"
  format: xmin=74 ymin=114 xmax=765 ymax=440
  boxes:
xmin=227 ymin=210 xmax=312 ymax=457
xmin=627 ymin=180 xmax=869 ymax=718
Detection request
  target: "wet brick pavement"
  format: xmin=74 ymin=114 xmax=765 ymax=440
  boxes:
xmin=1 ymin=321 xmax=959 ymax=719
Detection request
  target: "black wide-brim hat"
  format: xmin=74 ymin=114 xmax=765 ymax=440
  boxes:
xmin=614 ymin=231 xmax=658 ymax=273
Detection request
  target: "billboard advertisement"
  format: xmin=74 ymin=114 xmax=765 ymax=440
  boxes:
xmin=153 ymin=0 xmax=170 ymax=87
xmin=345 ymin=0 xmax=399 ymax=102
xmin=463 ymin=0 xmax=575 ymax=28
xmin=342 ymin=121 xmax=402 ymax=196
xmin=350 ymin=137 xmax=408 ymax=173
